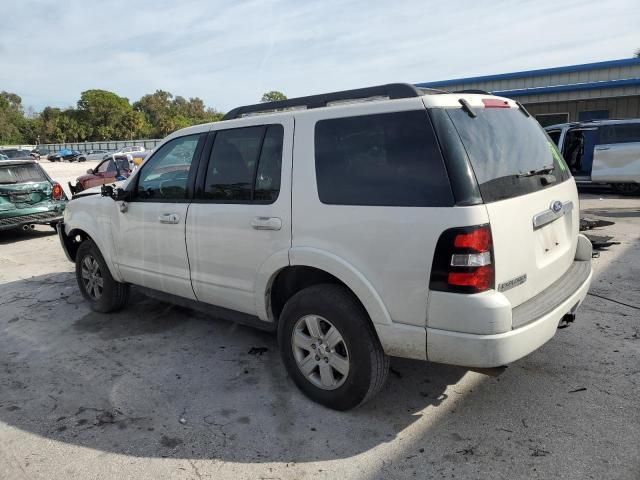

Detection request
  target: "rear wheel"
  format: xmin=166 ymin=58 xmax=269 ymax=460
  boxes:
xmin=75 ymin=240 xmax=129 ymax=313
xmin=612 ymin=183 xmax=640 ymax=196
xmin=278 ymin=284 xmax=389 ymax=410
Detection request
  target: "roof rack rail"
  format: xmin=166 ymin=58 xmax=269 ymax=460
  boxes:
xmin=454 ymin=89 xmax=492 ymax=95
xmin=223 ymin=83 xmax=425 ymax=120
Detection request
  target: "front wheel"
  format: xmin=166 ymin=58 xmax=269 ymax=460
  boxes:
xmin=75 ymin=239 xmax=129 ymax=312
xmin=278 ymin=284 xmax=389 ymax=410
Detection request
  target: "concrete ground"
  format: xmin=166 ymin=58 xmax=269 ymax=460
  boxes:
xmin=0 ymin=161 xmax=638 ymax=479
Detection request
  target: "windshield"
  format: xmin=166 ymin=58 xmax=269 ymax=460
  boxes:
xmin=446 ymin=107 xmax=570 ymax=202
xmin=0 ymin=163 xmax=47 ymax=184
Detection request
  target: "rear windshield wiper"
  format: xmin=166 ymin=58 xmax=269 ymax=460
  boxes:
xmin=516 ymin=166 xmax=555 ymax=177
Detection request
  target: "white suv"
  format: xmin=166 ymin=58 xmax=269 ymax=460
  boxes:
xmin=58 ymin=84 xmax=593 ymax=410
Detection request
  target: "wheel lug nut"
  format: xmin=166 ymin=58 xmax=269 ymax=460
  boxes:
xmin=315 ymin=355 xmax=320 ymax=361
xmin=311 ymin=344 xmax=316 ymax=349
xmin=324 ymin=358 xmax=329 ymax=363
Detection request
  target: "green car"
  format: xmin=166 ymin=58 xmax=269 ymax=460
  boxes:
xmin=0 ymin=159 xmax=67 ymax=231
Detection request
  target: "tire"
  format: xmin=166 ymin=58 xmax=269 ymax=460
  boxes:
xmin=75 ymin=239 xmax=129 ymax=313
xmin=612 ymin=183 xmax=640 ymax=196
xmin=278 ymin=284 xmax=389 ymax=410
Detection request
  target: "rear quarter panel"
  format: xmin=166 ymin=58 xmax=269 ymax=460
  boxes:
xmin=290 ymin=99 xmax=490 ymax=328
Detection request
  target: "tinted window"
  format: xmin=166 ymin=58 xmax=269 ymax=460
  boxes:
xmin=447 ymin=108 xmax=570 ymax=203
xmin=254 ymin=125 xmax=284 ymax=202
xmin=204 ymin=125 xmax=283 ymax=203
xmin=599 ymin=124 xmax=640 ymax=144
xmin=0 ymin=164 xmax=47 ymax=184
xmin=314 ymin=111 xmax=453 ymax=206
xmin=136 ymin=134 xmax=203 ymax=200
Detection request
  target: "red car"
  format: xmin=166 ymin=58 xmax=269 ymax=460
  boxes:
xmin=69 ymin=156 xmax=132 ymax=194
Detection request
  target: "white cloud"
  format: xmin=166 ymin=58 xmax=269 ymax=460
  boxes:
xmin=1 ymin=0 xmax=639 ymax=113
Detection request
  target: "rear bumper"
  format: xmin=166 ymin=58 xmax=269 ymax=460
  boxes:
xmin=426 ymin=262 xmax=593 ymax=368
xmin=0 ymin=211 xmax=63 ymax=231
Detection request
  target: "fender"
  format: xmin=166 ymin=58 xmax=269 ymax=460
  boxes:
xmin=254 ymin=248 xmax=291 ymax=321
xmin=288 ymin=247 xmax=393 ymax=326
xmin=288 ymin=247 xmax=426 ymax=360
xmin=64 ymin=200 xmax=123 ymax=282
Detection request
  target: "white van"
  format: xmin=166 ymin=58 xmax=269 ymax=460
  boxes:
xmin=58 ymin=84 xmax=593 ymax=410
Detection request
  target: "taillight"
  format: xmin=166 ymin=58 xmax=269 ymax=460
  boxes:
xmin=430 ymin=224 xmax=494 ymax=293
xmin=52 ymin=182 xmax=63 ymax=200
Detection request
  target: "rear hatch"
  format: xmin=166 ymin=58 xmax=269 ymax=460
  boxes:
xmin=0 ymin=162 xmax=56 ymax=216
xmin=443 ymin=99 xmax=578 ymax=308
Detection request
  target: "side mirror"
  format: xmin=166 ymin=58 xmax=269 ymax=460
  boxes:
xmin=101 ymin=184 xmax=113 ymax=197
xmin=86 ymin=169 xmax=94 ymax=175
xmin=101 ymin=185 xmax=130 ymax=201
xmin=113 ymin=187 xmax=130 ymax=201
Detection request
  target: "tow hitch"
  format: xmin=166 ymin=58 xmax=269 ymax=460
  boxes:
xmin=558 ymin=313 xmax=576 ymax=329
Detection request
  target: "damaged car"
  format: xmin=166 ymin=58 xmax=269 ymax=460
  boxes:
xmin=0 ymin=159 xmax=67 ymax=231
xmin=546 ymin=119 xmax=640 ymax=195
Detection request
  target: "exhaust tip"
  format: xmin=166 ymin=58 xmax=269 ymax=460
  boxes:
xmin=22 ymin=224 xmax=30 ymax=231
xmin=29 ymin=224 xmax=35 ymax=230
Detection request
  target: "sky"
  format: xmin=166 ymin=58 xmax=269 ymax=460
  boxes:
xmin=2 ymin=0 xmax=639 ymax=114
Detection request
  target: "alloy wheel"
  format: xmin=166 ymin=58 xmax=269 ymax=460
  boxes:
xmin=80 ymin=255 xmax=103 ymax=300
xmin=291 ymin=315 xmax=350 ymax=390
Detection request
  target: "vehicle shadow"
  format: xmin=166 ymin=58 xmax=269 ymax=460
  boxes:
xmin=0 ymin=273 xmax=468 ymax=462
xmin=0 ymin=226 xmax=56 ymax=245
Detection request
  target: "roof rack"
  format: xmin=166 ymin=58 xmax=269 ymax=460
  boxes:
xmin=454 ymin=89 xmax=492 ymax=95
xmin=223 ymin=83 xmax=426 ymax=120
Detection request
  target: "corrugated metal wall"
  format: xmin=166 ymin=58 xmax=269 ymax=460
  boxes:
xmin=426 ymin=63 xmax=640 ymax=98
xmin=525 ymin=96 xmax=640 ymax=121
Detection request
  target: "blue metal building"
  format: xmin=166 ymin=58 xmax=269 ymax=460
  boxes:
xmin=416 ymin=58 xmax=640 ymax=126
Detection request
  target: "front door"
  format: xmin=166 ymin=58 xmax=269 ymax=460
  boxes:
xmin=113 ymin=132 xmax=207 ymax=299
xmin=186 ymin=118 xmax=293 ymax=316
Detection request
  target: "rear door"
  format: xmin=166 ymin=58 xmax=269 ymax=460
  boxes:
xmin=444 ymin=103 xmax=578 ymax=308
xmin=186 ymin=117 xmax=293 ymax=316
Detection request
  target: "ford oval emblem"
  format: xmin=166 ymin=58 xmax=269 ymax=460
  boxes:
xmin=551 ymin=200 xmax=563 ymax=213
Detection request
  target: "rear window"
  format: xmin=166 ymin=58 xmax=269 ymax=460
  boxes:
xmin=599 ymin=124 xmax=640 ymax=144
xmin=446 ymin=107 xmax=570 ymax=203
xmin=314 ymin=111 xmax=454 ymax=207
xmin=0 ymin=163 xmax=47 ymax=184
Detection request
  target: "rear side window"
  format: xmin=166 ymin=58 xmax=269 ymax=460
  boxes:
xmin=599 ymin=124 xmax=640 ymax=144
xmin=203 ymin=124 xmax=283 ymax=203
xmin=314 ymin=111 xmax=453 ymax=206
xmin=446 ymin=108 xmax=571 ymax=203
xmin=0 ymin=164 xmax=47 ymax=184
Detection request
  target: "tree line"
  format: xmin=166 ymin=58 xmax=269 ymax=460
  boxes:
xmin=0 ymin=89 xmax=287 ymax=145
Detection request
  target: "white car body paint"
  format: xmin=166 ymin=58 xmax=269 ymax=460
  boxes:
xmin=62 ymin=90 xmax=592 ymax=367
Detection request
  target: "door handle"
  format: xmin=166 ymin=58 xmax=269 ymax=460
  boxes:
xmin=158 ymin=213 xmax=180 ymax=224
xmin=251 ymin=216 xmax=282 ymax=231
xmin=595 ymin=146 xmax=610 ymax=151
